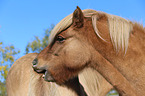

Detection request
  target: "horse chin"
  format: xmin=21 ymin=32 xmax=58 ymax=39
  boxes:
xmin=42 ymin=70 xmax=55 ymax=82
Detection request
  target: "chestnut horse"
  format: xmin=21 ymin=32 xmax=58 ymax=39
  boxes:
xmin=33 ymin=6 xmax=145 ymax=96
xmin=6 ymin=53 xmax=112 ymax=96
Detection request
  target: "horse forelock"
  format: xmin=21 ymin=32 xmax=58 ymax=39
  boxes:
xmin=49 ymin=9 xmax=133 ymax=53
xmin=48 ymin=9 xmax=97 ymax=44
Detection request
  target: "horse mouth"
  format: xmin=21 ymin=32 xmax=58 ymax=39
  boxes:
xmin=42 ymin=70 xmax=55 ymax=82
xmin=33 ymin=67 xmax=55 ymax=82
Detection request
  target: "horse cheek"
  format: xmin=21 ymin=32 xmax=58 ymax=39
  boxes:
xmin=64 ymin=42 xmax=90 ymax=69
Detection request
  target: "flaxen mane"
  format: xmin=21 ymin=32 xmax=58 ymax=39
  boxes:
xmin=49 ymin=9 xmax=133 ymax=53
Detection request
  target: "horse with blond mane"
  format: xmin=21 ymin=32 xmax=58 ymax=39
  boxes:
xmin=6 ymin=53 xmax=112 ymax=96
xmin=32 ymin=6 xmax=145 ymax=96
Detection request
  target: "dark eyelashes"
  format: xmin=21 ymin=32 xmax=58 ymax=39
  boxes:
xmin=56 ymin=36 xmax=66 ymax=43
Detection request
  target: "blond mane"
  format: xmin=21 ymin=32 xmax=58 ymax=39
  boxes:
xmin=49 ymin=9 xmax=133 ymax=53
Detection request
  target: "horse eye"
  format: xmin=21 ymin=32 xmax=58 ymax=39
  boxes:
xmin=56 ymin=36 xmax=65 ymax=43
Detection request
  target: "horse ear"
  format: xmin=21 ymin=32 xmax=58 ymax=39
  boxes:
xmin=73 ymin=6 xmax=84 ymax=28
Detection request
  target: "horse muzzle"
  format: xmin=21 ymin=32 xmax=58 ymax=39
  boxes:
xmin=32 ymin=58 xmax=45 ymax=73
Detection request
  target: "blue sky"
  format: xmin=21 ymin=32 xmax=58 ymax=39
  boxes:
xmin=0 ymin=0 xmax=145 ymax=57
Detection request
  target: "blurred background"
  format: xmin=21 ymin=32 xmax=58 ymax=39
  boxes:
xmin=0 ymin=0 xmax=145 ymax=95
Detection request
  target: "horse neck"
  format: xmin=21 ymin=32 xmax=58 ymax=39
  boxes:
xmin=64 ymin=76 xmax=88 ymax=96
xmin=86 ymin=20 xmax=142 ymax=95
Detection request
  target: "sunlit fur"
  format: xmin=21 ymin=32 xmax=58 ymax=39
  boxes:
xmin=49 ymin=9 xmax=132 ymax=53
xmin=6 ymin=53 xmax=112 ymax=96
xmin=35 ymin=7 xmax=145 ymax=96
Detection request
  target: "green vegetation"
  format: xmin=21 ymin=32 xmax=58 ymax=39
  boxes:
xmin=25 ymin=25 xmax=54 ymax=54
xmin=0 ymin=42 xmax=20 ymax=96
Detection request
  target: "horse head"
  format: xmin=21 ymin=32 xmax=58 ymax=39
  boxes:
xmin=32 ymin=6 xmax=95 ymax=84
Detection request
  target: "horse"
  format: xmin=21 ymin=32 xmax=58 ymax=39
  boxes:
xmin=6 ymin=53 xmax=112 ymax=96
xmin=32 ymin=6 xmax=145 ymax=96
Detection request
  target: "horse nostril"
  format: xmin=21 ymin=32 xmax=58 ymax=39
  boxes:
xmin=32 ymin=58 xmax=38 ymax=66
